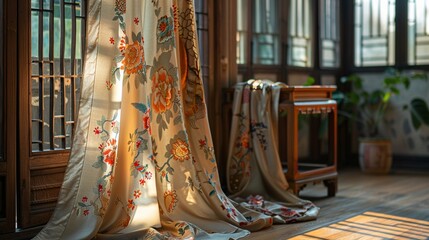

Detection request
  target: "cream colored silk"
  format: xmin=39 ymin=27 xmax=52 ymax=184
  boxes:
xmin=34 ymin=1 xmax=275 ymax=239
xmin=227 ymin=80 xmax=319 ymax=224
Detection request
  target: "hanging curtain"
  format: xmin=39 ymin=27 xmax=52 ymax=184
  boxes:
xmin=226 ymin=80 xmax=319 ymax=224
xmin=35 ymin=1 xmax=277 ymax=239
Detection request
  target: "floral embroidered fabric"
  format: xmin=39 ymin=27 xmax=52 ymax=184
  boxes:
xmin=227 ymin=80 xmax=319 ymax=224
xmin=34 ymin=1 xmax=280 ymax=239
xmin=35 ymin=0 xmax=318 ymax=239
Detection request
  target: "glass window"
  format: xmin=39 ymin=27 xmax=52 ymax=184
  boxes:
xmin=288 ymin=0 xmax=312 ymax=67
xmin=408 ymin=0 xmax=429 ymax=65
xmin=236 ymin=0 xmax=248 ymax=64
xmin=354 ymin=0 xmax=396 ymax=67
xmin=252 ymin=0 xmax=279 ymax=65
xmin=320 ymin=0 xmax=340 ymax=68
xmin=31 ymin=0 xmax=86 ymax=151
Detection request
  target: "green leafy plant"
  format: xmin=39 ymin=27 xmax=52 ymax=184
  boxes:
xmin=337 ymin=68 xmax=425 ymax=138
xmin=405 ymin=98 xmax=429 ymax=130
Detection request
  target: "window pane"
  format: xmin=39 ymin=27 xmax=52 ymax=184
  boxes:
xmin=354 ymin=0 xmax=395 ymax=67
xmin=288 ymin=0 xmax=312 ymax=67
xmin=31 ymin=0 xmax=86 ymax=151
xmin=320 ymin=0 xmax=340 ymax=68
xmin=408 ymin=0 xmax=429 ymax=65
xmin=237 ymin=0 xmax=248 ymax=64
xmin=253 ymin=0 xmax=279 ymax=65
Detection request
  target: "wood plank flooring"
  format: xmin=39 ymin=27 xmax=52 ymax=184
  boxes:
xmin=244 ymin=168 xmax=429 ymax=240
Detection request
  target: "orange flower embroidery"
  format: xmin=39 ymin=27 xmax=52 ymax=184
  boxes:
xmin=115 ymin=0 xmax=126 ymax=14
xmin=152 ymin=68 xmax=174 ymax=113
xmin=171 ymin=139 xmax=190 ymax=162
xmin=103 ymin=138 xmax=117 ymax=165
xmin=133 ymin=190 xmax=141 ymax=199
xmin=142 ymin=108 xmax=151 ymax=134
xmin=164 ymin=190 xmax=178 ymax=213
xmin=127 ymin=199 xmax=135 ymax=210
xmin=240 ymin=132 xmax=249 ymax=148
xmin=121 ymin=40 xmax=144 ymax=75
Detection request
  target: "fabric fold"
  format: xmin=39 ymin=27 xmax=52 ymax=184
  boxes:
xmin=227 ymin=79 xmax=319 ymax=224
xmin=35 ymin=1 xmax=281 ymax=239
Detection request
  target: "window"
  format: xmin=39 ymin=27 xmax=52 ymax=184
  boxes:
xmin=320 ymin=0 xmax=340 ymax=68
xmin=354 ymin=0 xmax=396 ymax=67
xmin=408 ymin=0 xmax=429 ymax=65
xmin=253 ymin=0 xmax=280 ymax=65
xmin=288 ymin=0 xmax=312 ymax=67
xmin=236 ymin=0 xmax=248 ymax=64
xmin=31 ymin=0 xmax=86 ymax=151
xmin=352 ymin=0 xmax=429 ymax=68
xmin=236 ymin=0 xmax=341 ymax=83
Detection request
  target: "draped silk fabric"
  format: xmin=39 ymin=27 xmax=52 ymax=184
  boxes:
xmin=227 ymin=80 xmax=319 ymax=224
xmin=35 ymin=1 xmax=278 ymax=239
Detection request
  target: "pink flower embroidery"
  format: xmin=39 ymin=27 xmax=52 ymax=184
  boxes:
xmin=82 ymin=196 xmax=88 ymax=203
xmin=83 ymin=209 xmax=89 ymax=216
xmin=109 ymin=37 xmax=115 ymax=45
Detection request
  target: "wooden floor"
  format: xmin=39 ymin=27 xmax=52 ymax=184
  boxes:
xmin=245 ymin=168 xmax=429 ymax=240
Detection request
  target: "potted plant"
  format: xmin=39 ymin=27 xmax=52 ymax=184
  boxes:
xmin=337 ymin=68 xmax=424 ymax=173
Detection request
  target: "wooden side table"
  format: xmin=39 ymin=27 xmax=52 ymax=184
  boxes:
xmin=221 ymin=86 xmax=338 ymax=197
xmin=279 ymin=86 xmax=338 ymax=196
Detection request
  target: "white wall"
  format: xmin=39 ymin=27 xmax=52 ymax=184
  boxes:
xmin=358 ymin=72 xmax=429 ymax=156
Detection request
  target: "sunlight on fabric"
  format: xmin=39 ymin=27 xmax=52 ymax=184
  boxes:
xmin=184 ymin=171 xmax=197 ymax=205
xmin=123 ymin=201 xmax=161 ymax=231
xmin=290 ymin=211 xmax=429 ymax=240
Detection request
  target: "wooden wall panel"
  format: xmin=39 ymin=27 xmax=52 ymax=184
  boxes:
xmin=0 ymin=0 xmax=18 ymax=234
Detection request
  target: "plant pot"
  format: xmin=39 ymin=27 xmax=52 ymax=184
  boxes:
xmin=358 ymin=139 xmax=392 ymax=174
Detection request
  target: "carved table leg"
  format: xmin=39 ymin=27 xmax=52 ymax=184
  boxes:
xmin=323 ymin=178 xmax=337 ymax=197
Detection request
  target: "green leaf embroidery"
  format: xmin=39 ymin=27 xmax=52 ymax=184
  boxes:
xmin=132 ymin=103 xmax=148 ymax=113
xmin=78 ymin=202 xmax=87 ymax=207
xmin=174 ymin=115 xmax=182 ymax=125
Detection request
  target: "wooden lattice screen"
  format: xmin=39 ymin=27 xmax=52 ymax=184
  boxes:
xmin=31 ymin=0 xmax=86 ymax=152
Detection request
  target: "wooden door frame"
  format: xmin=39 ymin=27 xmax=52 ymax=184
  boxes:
xmin=17 ymin=0 xmax=32 ymax=229
xmin=0 ymin=0 xmax=18 ymax=234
